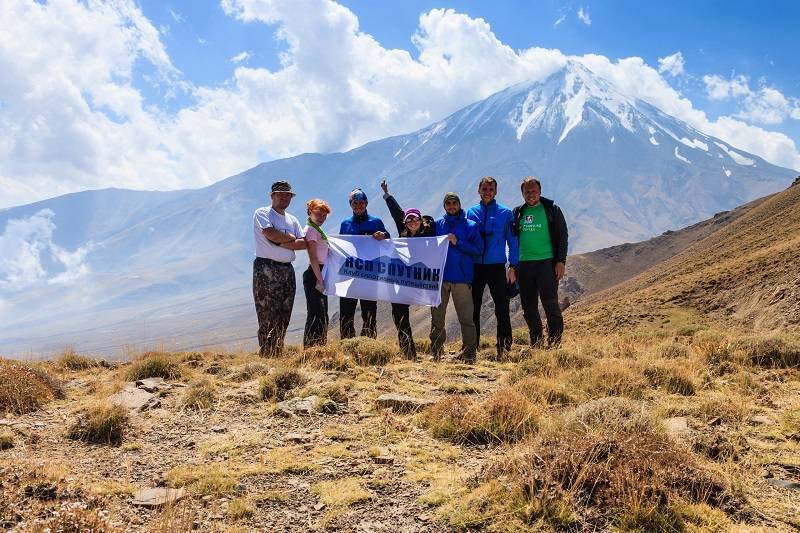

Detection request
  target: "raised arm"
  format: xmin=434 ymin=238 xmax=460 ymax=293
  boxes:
xmin=381 ymin=179 xmax=405 ymax=234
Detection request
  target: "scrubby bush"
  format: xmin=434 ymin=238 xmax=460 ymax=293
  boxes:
xmin=0 ymin=360 xmax=62 ymax=414
xmin=340 ymin=337 xmax=397 ymax=366
xmin=475 ymin=423 xmax=743 ymax=531
xmin=692 ymin=331 xmax=732 ymax=369
xmin=655 ymin=341 xmax=691 ymax=359
xmin=67 ymin=403 xmax=129 ymax=445
xmin=126 ymin=352 xmax=181 ymax=381
xmin=183 ymin=380 xmax=216 ymax=410
xmin=424 ymin=389 xmax=539 ymax=445
xmin=259 ymin=368 xmax=307 ymax=401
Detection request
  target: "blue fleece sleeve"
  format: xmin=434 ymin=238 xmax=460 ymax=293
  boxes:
xmin=457 ymin=223 xmax=483 ymax=258
xmin=505 ymin=210 xmax=519 ymax=266
xmin=376 ymin=218 xmax=389 ymax=237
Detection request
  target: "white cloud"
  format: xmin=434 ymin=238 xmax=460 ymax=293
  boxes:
xmin=703 ymin=74 xmax=800 ymax=125
xmin=657 ymin=51 xmax=684 ymax=77
xmin=0 ymin=0 xmax=798 ymax=210
xmin=230 ymin=51 xmax=251 ymax=63
xmin=0 ymin=209 xmax=92 ymax=290
xmin=553 ymin=15 xmax=566 ymax=27
xmin=577 ymin=7 xmax=591 ymax=25
xmin=703 ymin=74 xmax=750 ymax=100
xmin=169 ymin=8 xmax=184 ymax=23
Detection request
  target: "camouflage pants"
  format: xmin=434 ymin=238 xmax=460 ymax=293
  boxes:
xmin=253 ymin=257 xmax=296 ymax=357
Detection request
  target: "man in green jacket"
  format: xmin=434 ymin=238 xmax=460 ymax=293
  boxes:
xmin=510 ymin=176 xmax=568 ymax=347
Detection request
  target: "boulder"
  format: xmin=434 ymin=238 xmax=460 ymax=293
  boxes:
xmin=135 ymin=378 xmax=166 ymax=393
xmin=132 ymin=487 xmax=186 ymax=507
xmin=110 ymin=386 xmax=161 ymax=412
xmin=275 ymin=396 xmax=319 ymax=417
xmin=375 ymin=394 xmax=435 ymax=413
xmin=664 ymin=416 xmax=690 ymax=436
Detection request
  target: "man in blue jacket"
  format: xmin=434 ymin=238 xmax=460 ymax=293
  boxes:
xmin=431 ymin=192 xmax=483 ymax=363
xmin=339 ymin=188 xmax=390 ymax=339
xmin=467 ymin=176 xmax=519 ymax=358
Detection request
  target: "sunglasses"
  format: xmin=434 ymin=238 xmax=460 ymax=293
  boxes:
xmin=405 ymin=216 xmax=421 ymax=223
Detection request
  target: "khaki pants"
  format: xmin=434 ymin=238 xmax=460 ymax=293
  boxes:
xmin=430 ymin=282 xmax=477 ymax=358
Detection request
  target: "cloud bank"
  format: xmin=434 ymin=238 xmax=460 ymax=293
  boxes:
xmin=0 ymin=0 xmax=798 ymax=209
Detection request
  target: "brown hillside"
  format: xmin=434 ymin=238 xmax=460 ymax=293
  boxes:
xmin=569 ymin=182 xmax=800 ymax=332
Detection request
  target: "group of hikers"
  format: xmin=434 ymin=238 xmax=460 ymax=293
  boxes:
xmin=252 ymin=176 xmax=568 ymax=364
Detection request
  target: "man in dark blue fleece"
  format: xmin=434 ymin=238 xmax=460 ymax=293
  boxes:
xmin=338 ymin=188 xmax=390 ymax=339
xmin=467 ymin=176 xmax=519 ymax=358
xmin=431 ymin=192 xmax=483 ymax=363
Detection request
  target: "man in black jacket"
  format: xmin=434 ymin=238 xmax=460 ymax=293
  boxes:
xmin=510 ymin=176 xmax=568 ymax=347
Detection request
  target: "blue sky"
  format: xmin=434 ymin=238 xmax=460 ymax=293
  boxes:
xmin=1 ymin=0 xmax=798 ymax=208
xmin=137 ymin=0 xmax=800 ymax=141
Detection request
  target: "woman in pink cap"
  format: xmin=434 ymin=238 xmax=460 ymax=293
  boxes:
xmin=381 ymin=180 xmax=434 ymax=360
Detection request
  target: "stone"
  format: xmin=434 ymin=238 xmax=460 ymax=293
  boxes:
xmin=286 ymin=432 xmax=312 ymax=444
xmin=373 ymin=455 xmax=394 ymax=465
xmin=319 ymin=399 xmax=338 ymax=414
xmin=210 ymin=425 xmax=227 ymax=433
xmin=664 ymin=417 xmax=690 ymax=436
xmin=314 ymin=503 xmax=326 ymax=511
xmin=136 ymin=378 xmax=166 ymax=393
xmin=275 ymin=396 xmax=319 ymax=416
xmin=749 ymin=415 xmax=775 ymax=426
xmin=132 ymin=487 xmax=186 ymax=508
xmin=375 ymin=394 xmax=435 ymax=413
xmin=110 ymin=386 xmax=161 ymax=412
xmin=766 ymin=478 xmax=800 ymax=490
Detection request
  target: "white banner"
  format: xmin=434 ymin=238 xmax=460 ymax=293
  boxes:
xmin=323 ymin=235 xmax=450 ymax=307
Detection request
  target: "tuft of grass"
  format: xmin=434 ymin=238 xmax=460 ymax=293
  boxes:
xmin=126 ymin=352 xmax=181 ymax=381
xmin=167 ymin=464 xmax=240 ymax=496
xmin=182 ymin=379 xmax=216 ymax=410
xmin=57 ymin=348 xmax=98 ymax=370
xmin=0 ymin=430 xmax=14 ymax=450
xmin=643 ymin=364 xmax=696 ymax=396
xmin=567 ymin=396 xmax=657 ymax=433
xmin=438 ymin=382 xmax=482 ymax=395
xmin=731 ymin=336 xmax=800 ymax=368
xmin=508 ymin=348 xmax=593 ymax=382
xmin=265 ymin=446 xmax=319 ymax=474
xmin=312 ymin=477 xmax=372 ymax=507
xmin=424 ymin=388 xmax=539 ymax=445
xmin=692 ymin=331 xmax=732 ymax=369
xmin=228 ymin=497 xmax=255 ymax=519
xmin=571 ymin=359 xmax=649 ymax=399
xmin=258 ymin=368 xmax=307 ymax=401
xmin=293 ymin=345 xmax=352 ymax=371
xmin=655 ymin=341 xmax=690 ymax=359
xmin=67 ymin=403 xmax=129 ymax=445
xmin=514 ymin=376 xmax=578 ymax=406
xmin=0 ymin=360 xmax=62 ymax=414
xmin=227 ymin=362 xmax=270 ymax=382
xmin=340 ymin=337 xmax=398 ymax=366
xmin=299 ymin=382 xmax=349 ymax=405
xmin=41 ymin=508 xmax=114 ymax=532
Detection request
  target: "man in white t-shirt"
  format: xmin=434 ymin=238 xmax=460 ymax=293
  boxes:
xmin=252 ymin=181 xmax=306 ymax=357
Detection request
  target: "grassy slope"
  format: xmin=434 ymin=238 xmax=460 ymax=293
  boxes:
xmin=569 ymin=183 xmax=800 ymax=333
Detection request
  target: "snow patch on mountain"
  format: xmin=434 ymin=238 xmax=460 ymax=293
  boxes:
xmin=715 ymin=142 xmax=755 ymax=166
xmin=674 ymin=147 xmax=691 ymax=164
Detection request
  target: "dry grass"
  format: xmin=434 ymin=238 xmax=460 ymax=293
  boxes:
xmin=258 ymin=368 xmax=307 ymax=401
xmin=507 ymin=348 xmax=593 ymax=382
xmin=424 ymin=388 xmax=539 ymax=444
xmin=566 ymin=396 xmax=657 ymax=433
xmin=312 ymin=477 xmax=372 ymax=507
xmin=571 ymin=359 xmax=650 ymax=400
xmin=40 ymin=507 xmax=115 ymax=532
xmin=293 ymin=345 xmax=353 ymax=371
xmin=182 ymin=379 xmax=216 ymax=410
xmin=731 ymin=336 xmax=800 ymax=368
xmin=643 ymin=363 xmax=697 ymax=396
xmin=228 ymin=497 xmax=255 ymax=519
xmin=67 ymin=403 xmax=129 ymax=445
xmin=0 ymin=430 xmax=14 ymax=450
xmin=57 ymin=348 xmax=99 ymax=370
xmin=125 ymin=351 xmax=181 ymax=381
xmin=514 ymin=376 xmax=578 ymax=406
xmin=166 ymin=463 xmax=243 ymax=496
xmin=0 ymin=360 xmax=62 ymax=414
xmin=226 ymin=361 xmax=271 ymax=382
xmin=340 ymin=336 xmax=398 ymax=366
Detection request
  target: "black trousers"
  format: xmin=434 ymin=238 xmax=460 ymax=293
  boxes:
xmin=472 ymin=263 xmax=513 ymax=352
xmin=518 ymin=259 xmax=563 ymax=346
xmin=339 ymin=297 xmax=377 ymax=339
xmin=391 ymin=303 xmax=416 ymax=359
xmin=302 ymin=266 xmax=328 ymax=348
